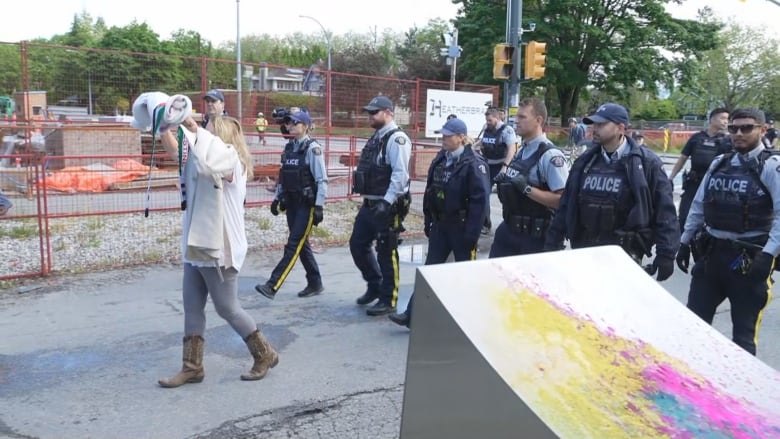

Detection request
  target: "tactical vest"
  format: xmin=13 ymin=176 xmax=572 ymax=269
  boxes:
xmin=575 ymin=155 xmax=633 ymax=243
xmin=480 ymin=125 xmax=508 ymax=160
xmin=352 ymin=128 xmax=402 ymax=196
xmin=426 ymin=156 xmax=455 ymax=220
xmin=279 ymin=138 xmax=317 ymax=204
xmin=703 ymin=151 xmax=775 ymax=233
xmin=497 ymin=143 xmax=553 ymax=220
xmin=690 ymin=133 xmax=730 ymax=176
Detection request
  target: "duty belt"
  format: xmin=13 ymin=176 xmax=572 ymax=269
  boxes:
xmin=507 ymin=215 xmax=549 ymax=237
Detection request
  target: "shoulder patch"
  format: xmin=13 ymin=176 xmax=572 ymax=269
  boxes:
xmin=550 ymin=155 xmax=565 ymax=168
xmin=478 ymin=163 xmax=487 ymax=175
xmin=395 ymin=136 xmax=407 ymax=145
xmin=311 ymin=146 xmax=322 ymax=155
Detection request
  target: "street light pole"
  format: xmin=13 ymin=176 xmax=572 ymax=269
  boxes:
xmin=299 ymin=15 xmax=331 ymax=129
xmin=236 ymin=0 xmax=242 ymax=123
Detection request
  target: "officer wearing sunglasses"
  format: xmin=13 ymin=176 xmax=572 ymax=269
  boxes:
xmin=676 ymin=107 xmax=780 ymax=355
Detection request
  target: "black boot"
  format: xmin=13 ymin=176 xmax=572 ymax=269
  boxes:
xmin=255 ymin=282 xmax=277 ymax=300
xmin=366 ymin=301 xmax=395 ymax=316
xmin=355 ymin=289 xmax=379 ymax=305
xmin=297 ymin=284 xmax=324 ymax=298
xmin=388 ymin=311 xmax=410 ymax=328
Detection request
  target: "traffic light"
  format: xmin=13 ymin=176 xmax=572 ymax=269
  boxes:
xmin=524 ymin=41 xmax=547 ymax=80
xmin=493 ymin=44 xmax=514 ymax=80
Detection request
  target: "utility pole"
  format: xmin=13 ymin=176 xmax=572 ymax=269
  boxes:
xmin=440 ymin=29 xmax=462 ymax=91
xmin=506 ymin=0 xmax=521 ymax=112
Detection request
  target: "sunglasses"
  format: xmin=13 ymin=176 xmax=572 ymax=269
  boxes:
xmin=727 ymin=124 xmax=760 ymax=134
xmin=284 ymin=120 xmax=303 ymax=126
xmin=367 ymin=109 xmax=382 ymax=115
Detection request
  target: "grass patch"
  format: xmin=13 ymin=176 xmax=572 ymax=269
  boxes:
xmin=86 ymin=217 xmax=105 ymax=231
xmin=0 ymin=225 xmax=39 ymax=239
xmin=256 ymin=218 xmax=272 ymax=230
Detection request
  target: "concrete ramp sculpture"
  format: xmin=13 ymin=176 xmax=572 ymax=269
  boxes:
xmin=400 ymin=245 xmax=780 ymax=438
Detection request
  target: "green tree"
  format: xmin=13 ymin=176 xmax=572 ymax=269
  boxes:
xmin=395 ymin=19 xmax=452 ymax=81
xmin=453 ymin=0 xmax=720 ymax=123
xmin=679 ymin=22 xmax=780 ymax=114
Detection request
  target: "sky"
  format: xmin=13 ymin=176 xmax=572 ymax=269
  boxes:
xmin=1 ymin=0 xmax=778 ymax=44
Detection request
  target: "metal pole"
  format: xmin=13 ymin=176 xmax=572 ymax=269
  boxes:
xmin=236 ymin=0 xmax=242 ymax=123
xmin=300 ymin=15 xmax=332 ymax=128
xmin=450 ymin=57 xmax=457 ymax=91
xmin=507 ymin=0 xmax=521 ymax=110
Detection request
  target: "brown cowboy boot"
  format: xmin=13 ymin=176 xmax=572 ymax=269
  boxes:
xmin=241 ymin=330 xmax=279 ymax=381
xmin=158 ymin=335 xmax=205 ymax=388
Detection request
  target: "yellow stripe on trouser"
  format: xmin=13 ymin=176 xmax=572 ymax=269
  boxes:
xmin=469 ymin=245 xmax=477 ymax=260
xmin=390 ymin=212 xmax=400 ymax=307
xmin=273 ymin=207 xmax=315 ymax=291
xmin=753 ymin=258 xmax=775 ymax=349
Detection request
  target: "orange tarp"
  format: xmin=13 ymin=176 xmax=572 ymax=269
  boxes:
xmin=42 ymin=159 xmax=152 ymax=193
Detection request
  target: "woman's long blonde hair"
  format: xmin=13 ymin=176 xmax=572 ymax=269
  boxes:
xmin=211 ymin=116 xmax=254 ymax=180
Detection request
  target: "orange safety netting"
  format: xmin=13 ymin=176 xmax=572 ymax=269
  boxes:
xmin=42 ymin=159 xmax=153 ymax=193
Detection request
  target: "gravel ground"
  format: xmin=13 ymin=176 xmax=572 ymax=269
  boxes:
xmin=0 ymin=199 xmax=424 ymax=281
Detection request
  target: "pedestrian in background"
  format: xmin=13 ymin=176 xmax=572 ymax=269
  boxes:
xmin=201 ymin=89 xmax=227 ymax=129
xmin=255 ymin=112 xmax=268 ymax=145
xmin=490 ymin=98 xmax=568 ymax=257
xmin=567 ymin=117 xmax=586 ymax=148
xmin=351 ymin=96 xmax=412 ymax=317
xmin=669 ymin=108 xmax=732 ymax=231
xmin=390 ymin=118 xmax=490 ymax=328
xmin=255 ymin=111 xmax=328 ymax=300
xmin=158 ymin=114 xmax=278 ymax=387
xmin=544 ymin=103 xmax=679 ymax=281
xmin=676 ymin=107 xmax=780 ymax=355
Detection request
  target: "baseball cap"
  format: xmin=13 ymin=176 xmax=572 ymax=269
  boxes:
xmin=288 ymin=111 xmax=312 ymax=127
xmin=363 ymin=96 xmax=394 ymax=112
xmin=435 ymin=118 xmax=468 ymax=136
xmin=257 ymin=112 xmax=263 ymax=116
xmin=584 ymin=103 xmax=629 ymax=126
xmin=204 ymin=89 xmax=225 ymax=102
xmin=568 ymin=117 xmax=578 ymax=123
xmin=632 ymin=130 xmax=644 ymax=139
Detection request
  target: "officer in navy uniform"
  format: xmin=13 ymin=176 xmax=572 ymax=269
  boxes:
xmin=388 ymin=117 xmax=490 ymax=328
xmin=544 ymin=103 xmax=679 ymax=280
xmin=669 ymin=108 xmax=732 ymax=231
xmin=675 ymin=107 xmax=780 ymax=355
xmin=255 ymin=111 xmax=328 ymax=299
xmin=490 ymin=98 xmax=569 ymax=257
xmin=351 ymin=96 xmax=413 ymax=316
xmin=478 ymin=106 xmax=518 ymax=234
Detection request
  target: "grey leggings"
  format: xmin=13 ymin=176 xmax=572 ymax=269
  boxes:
xmin=183 ymin=263 xmax=257 ymax=339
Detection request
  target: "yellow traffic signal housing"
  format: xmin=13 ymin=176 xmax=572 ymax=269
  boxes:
xmin=524 ymin=41 xmax=547 ymax=80
xmin=492 ymin=44 xmax=514 ymax=80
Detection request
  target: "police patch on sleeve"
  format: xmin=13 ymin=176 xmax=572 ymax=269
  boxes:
xmin=478 ymin=164 xmax=487 ymax=174
xmin=312 ymin=146 xmax=322 ymax=155
xmin=395 ymin=137 xmax=407 ymax=145
xmin=550 ymin=155 xmax=565 ymax=168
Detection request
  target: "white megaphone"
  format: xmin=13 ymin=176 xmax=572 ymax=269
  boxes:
xmin=130 ymin=92 xmax=192 ymax=134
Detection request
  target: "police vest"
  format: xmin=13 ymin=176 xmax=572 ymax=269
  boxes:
xmin=480 ymin=125 xmax=508 ymax=160
xmin=497 ymin=142 xmax=553 ymax=219
xmin=703 ymin=151 xmax=775 ymax=233
xmin=576 ymin=155 xmax=633 ymax=243
xmin=279 ymin=138 xmax=317 ymax=202
xmin=427 ymin=156 xmax=457 ymax=219
xmin=352 ymin=128 xmax=402 ymax=196
xmin=690 ymin=132 xmax=730 ymax=176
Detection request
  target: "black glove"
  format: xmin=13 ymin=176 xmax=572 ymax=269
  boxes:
xmin=312 ymin=206 xmax=324 ymax=226
xmin=424 ymin=222 xmax=431 ymax=238
xmin=748 ymin=252 xmax=774 ymax=283
xmin=270 ymin=199 xmax=280 ymax=216
xmin=676 ymin=244 xmax=691 ymax=274
xmin=371 ymin=200 xmax=391 ymax=223
xmin=511 ymin=175 xmax=528 ymax=194
xmin=493 ymin=172 xmax=508 ymax=184
xmin=644 ymin=256 xmax=674 ymax=281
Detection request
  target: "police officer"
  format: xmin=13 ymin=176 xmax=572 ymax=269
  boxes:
xmin=351 ymin=96 xmax=412 ymax=316
xmin=388 ymin=118 xmax=490 ymax=328
xmin=478 ymin=106 xmax=518 ymax=234
xmin=255 ymin=111 xmax=328 ymax=299
xmin=676 ymin=107 xmax=780 ymax=355
xmin=544 ymin=103 xmax=679 ymax=280
xmin=490 ymin=98 xmax=569 ymax=257
xmin=669 ymin=108 xmax=731 ymax=231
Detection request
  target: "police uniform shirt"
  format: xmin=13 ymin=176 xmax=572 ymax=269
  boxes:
xmin=516 ymin=134 xmax=569 ymax=191
xmin=599 ymin=137 xmax=629 ymax=164
xmin=364 ymin=122 xmax=412 ymax=204
xmin=682 ymin=144 xmax=780 ymax=256
xmin=274 ymin=135 xmax=329 ymax=206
